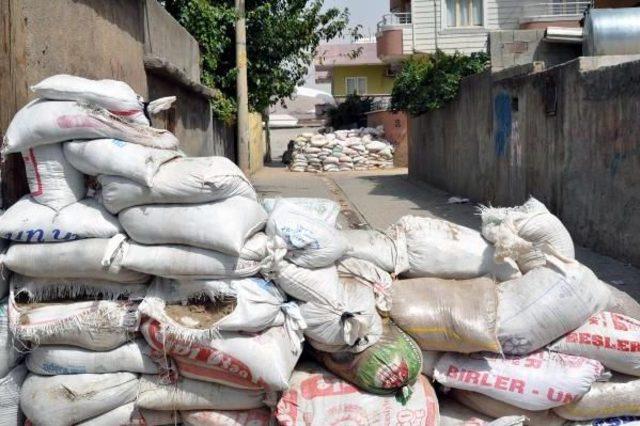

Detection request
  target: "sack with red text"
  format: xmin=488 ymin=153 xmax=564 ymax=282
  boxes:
xmin=387 ymin=216 xmax=520 ymax=281
xmin=276 ymin=363 xmax=439 ymax=426
xmin=182 ymin=408 xmax=273 ymax=426
xmin=554 ymin=374 xmax=640 ymax=420
xmin=434 ymin=351 xmax=607 ymax=411
xmin=21 ymin=143 xmax=85 ymax=210
xmin=550 ymin=311 xmax=640 ymax=377
xmin=497 ymin=255 xmax=610 ymax=355
xmin=140 ymin=317 xmax=301 ymax=391
xmin=451 ymin=389 xmax=567 ymax=426
xmin=439 ymin=398 xmax=528 ymax=426
xmin=3 ymin=99 xmax=178 ymax=154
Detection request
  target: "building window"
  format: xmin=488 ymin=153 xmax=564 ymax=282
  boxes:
xmin=346 ymin=77 xmax=367 ymax=95
xmin=445 ymin=0 xmax=483 ymax=27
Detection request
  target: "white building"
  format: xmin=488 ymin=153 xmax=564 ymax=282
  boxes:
xmin=376 ymin=0 xmax=592 ymax=61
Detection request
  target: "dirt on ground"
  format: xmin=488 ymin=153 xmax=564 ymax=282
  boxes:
xmin=165 ymin=297 xmax=237 ymax=329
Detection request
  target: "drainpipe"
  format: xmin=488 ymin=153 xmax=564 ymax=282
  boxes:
xmin=433 ymin=0 xmax=439 ymax=51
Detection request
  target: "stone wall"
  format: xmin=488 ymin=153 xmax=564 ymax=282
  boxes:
xmin=410 ymin=57 xmax=640 ymax=267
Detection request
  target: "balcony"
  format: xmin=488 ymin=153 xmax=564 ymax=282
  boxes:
xmin=376 ymin=13 xmax=413 ymax=63
xmin=520 ymin=1 xmax=593 ymax=29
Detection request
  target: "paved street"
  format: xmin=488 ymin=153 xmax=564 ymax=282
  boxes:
xmin=254 ymin=129 xmax=640 ymax=299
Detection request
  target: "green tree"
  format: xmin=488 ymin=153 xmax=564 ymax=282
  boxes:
xmin=162 ymin=0 xmax=351 ymax=123
xmin=391 ymin=50 xmax=489 ymax=116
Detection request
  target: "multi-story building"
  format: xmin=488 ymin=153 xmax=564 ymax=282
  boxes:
xmin=376 ymin=0 xmax=592 ymax=64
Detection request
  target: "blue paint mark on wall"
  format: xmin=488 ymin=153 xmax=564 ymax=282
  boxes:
xmin=494 ymin=92 xmax=512 ymax=157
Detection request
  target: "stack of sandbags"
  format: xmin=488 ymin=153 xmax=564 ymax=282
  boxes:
xmin=341 ymin=198 xmax=640 ymax=423
xmin=0 ymin=74 xmax=180 ymax=426
xmin=288 ymin=127 xmax=395 ymax=173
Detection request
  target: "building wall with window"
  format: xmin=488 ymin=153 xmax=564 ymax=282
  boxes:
xmin=331 ymin=65 xmax=395 ymax=98
xmin=412 ymin=0 xmax=541 ymax=54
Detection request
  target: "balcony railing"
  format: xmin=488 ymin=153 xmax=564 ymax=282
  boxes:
xmin=521 ymin=1 xmax=592 ymax=19
xmin=377 ymin=12 xmax=412 ymax=33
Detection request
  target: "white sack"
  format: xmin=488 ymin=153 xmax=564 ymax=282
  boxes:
xmin=0 ymin=197 xmax=121 ymax=242
xmin=0 ymin=364 xmax=27 ymax=426
xmin=10 ymin=297 xmax=139 ymax=350
xmin=20 ymin=372 xmax=138 ymax=426
xmin=337 ymin=257 xmax=393 ymax=313
xmin=21 ymin=144 xmax=85 ymax=210
xmin=3 ymin=238 xmax=149 ymax=283
xmin=498 ymin=256 xmax=610 ymax=355
xmin=3 ymin=99 xmax=178 ymax=154
xmin=31 ymin=74 xmax=147 ymax=124
xmin=120 ymin=198 xmax=267 ymax=255
xmin=480 ymin=198 xmax=575 ymax=271
xmin=111 ymin=240 xmax=263 ymax=279
xmin=605 ymin=283 xmax=640 ymax=320
xmin=139 ymin=277 xmax=300 ymax=335
xmin=271 ymin=261 xmax=342 ymax=306
xmin=0 ymin=299 xmax=21 ymax=379
xmin=388 ymin=216 xmax=520 ymax=281
xmin=550 ymin=311 xmax=640 ymax=377
xmin=554 ymin=374 xmax=640 ymax=420
xmin=140 ymin=317 xmax=302 ymax=391
xmin=26 ymin=339 xmax=157 ymax=375
xmin=266 ymin=200 xmax=347 ymax=268
xmin=63 ymin=139 xmax=180 ymax=186
xmin=11 ymin=274 xmax=147 ymax=302
xmin=434 ymin=351 xmax=606 ymax=411
xmin=182 ymin=408 xmax=272 ymax=426
xmin=136 ymin=375 xmax=266 ymax=411
xmin=262 ymin=197 xmax=340 ymax=225
xmin=76 ymin=403 xmax=180 ymax=426
xmin=276 ymin=363 xmax=440 ymax=426
xmin=301 ymin=278 xmax=382 ymax=353
xmin=342 ymin=228 xmax=402 ymax=273
xmin=98 ymin=156 xmax=256 ymax=213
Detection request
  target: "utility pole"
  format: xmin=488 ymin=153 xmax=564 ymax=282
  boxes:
xmin=235 ymin=0 xmax=250 ymax=174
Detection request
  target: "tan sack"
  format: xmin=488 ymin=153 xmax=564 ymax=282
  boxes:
xmin=554 ymin=374 xmax=640 ymax=420
xmin=451 ymin=389 xmax=566 ymax=426
xmin=391 ymin=276 xmax=501 ymax=353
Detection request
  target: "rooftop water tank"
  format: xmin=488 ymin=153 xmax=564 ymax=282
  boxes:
xmin=583 ymin=8 xmax=640 ymax=56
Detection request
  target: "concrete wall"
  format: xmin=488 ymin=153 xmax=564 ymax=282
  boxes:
xmin=0 ymin=0 xmax=237 ymax=206
xmin=410 ymin=57 xmax=640 ymax=267
xmin=489 ymin=30 xmax=581 ymax=71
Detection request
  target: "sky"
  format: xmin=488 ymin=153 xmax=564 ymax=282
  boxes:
xmin=303 ymin=0 xmax=388 ymax=91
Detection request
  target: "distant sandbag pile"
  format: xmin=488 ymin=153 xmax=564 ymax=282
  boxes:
xmin=288 ymin=127 xmax=395 ymax=172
